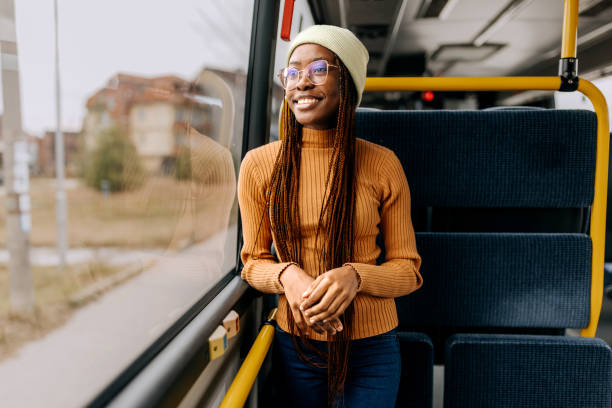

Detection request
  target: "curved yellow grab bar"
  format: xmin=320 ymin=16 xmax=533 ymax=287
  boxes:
xmin=219 ymin=308 xmax=277 ymax=408
xmin=578 ymin=79 xmax=610 ymax=337
xmin=364 ymin=76 xmax=609 ymax=337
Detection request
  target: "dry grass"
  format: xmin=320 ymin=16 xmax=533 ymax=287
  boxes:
xmin=0 ymin=175 xmax=237 ymax=360
xmin=0 ymin=262 xmax=123 ymax=361
xmin=0 ymin=176 xmax=237 ymax=248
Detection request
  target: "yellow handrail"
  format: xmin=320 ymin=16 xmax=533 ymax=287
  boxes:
xmin=578 ymin=80 xmax=610 ymax=337
xmin=561 ymin=0 xmax=579 ymax=59
xmin=364 ymin=76 xmax=610 ymax=337
xmin=219 ymin=309 xmax=277 ymax=408
xmin=365 ymin=76 xmax=561 ymax=92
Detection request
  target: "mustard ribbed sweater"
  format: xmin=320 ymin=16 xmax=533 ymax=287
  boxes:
xmin=238 ymin=127 xmax=422 ymax=340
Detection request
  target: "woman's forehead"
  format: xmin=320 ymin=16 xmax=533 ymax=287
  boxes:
xmin=288 ymin=43 xmax=336 ymax=66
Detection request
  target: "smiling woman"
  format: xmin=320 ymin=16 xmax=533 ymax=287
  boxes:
xmin=238 ymin=25 xmax=422 ymax=407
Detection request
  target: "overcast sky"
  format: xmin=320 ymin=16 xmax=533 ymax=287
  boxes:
xmin=1 ymin=0 xmax=252 ymax=135
xmin=2 ymin=0 xmax=612 ymax=136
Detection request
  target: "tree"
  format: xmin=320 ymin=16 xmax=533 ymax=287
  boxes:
xmin=174 ymin=147 xmax=192 ymax=180
xmin=83 ymin=127 xmax=146 ymax=192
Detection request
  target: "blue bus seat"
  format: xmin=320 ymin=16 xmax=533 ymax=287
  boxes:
xmin=355 ymin=110 xmax=597 ymax=332
xmin=444 ymin=334 xmax=612 ymax=408
xmin=355 ymin=109 xmax=596 ymax=210
xmin=396 ymin=332 xmax=434 ymax=408
xmin=398 ymin=232 xmax=591 ymax=329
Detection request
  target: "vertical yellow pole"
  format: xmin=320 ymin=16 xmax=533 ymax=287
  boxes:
xmin=579 ymin=80 xmax=610 ymax=337
xmin=561 ymin=0 xmax=579 ymax=58
xmin=219 ymin=309 xmax=277 ymax=408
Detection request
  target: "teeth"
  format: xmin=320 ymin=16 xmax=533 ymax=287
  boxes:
xmin=297 ymin=98 xmax=317 ymax=105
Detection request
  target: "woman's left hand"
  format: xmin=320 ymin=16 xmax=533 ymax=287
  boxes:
xmin=299 ymin=265 xmax=360 ymax=325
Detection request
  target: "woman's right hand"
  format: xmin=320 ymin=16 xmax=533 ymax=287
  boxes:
xmin=280 ymin=264 xmax=342 ymax=336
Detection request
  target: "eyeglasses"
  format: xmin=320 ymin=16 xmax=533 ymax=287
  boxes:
xmin=277 ymin=60 xmax=339 ymax=90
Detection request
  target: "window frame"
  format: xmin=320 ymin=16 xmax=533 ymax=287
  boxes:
xmin=85 ymin=0 xmax=280 ymax=406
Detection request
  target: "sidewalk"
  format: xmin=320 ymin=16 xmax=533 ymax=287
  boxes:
xmin=0 ymin=246 xmax=166 ymax=267
xmin=0 ymin=225 xmax=236 ymax=408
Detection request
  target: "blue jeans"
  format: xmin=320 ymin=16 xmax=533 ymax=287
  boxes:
xmin=273 ymin=326 xmax=401 ymax=408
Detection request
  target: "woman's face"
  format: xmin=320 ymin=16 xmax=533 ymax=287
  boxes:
xmin=285 ymin=44 xmax=341 ymax=130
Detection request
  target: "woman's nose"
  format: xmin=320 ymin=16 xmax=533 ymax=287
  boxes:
xmin=296 ymin=71 xmax=313 ymax=90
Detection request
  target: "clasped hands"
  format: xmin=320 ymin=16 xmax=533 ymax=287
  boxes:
xmin=280 ymin=263 xmax=360 ymax=336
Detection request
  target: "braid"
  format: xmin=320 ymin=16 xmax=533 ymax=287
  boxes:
xmin=265 ymin=61 xmax=358 ymax=406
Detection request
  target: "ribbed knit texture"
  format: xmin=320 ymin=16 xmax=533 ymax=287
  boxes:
xmin=238 ymin=127 xmax=422 ymax=340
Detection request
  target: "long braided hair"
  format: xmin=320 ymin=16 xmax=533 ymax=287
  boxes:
xmin=268 ymin=59 xmax=358 ymax=405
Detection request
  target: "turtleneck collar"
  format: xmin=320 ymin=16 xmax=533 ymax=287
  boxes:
xmin=301 ymin=127 xmax=336 ymax=148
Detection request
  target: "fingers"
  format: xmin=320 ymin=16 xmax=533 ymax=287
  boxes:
xmin=317 ymin=321 xmax=337 ymax=336
xmin=301 ymin=313 xmax=341 ymax=335
xmin=306 ymin=295 xmax=345 ymax=324
xmin=303 ymin=316 xmax=344 ymax=336
xmin=300 ymin=275 xmax=332 ymax=310
xmin=317 ymin=319 xmax=343 ymax=336
xmin=301 ymin=274 xmax=324 ymax=299
xmin=303 ymin=288 xmax=338 ymax=321
xmin=292 ymin=304 xmax=326 ymax=334
xmin=331 ymin=318 xmax=343 ymax=332
xmin=290 ymin=304 xmax=309 ymax=333
xmin=330 ymin=299 xmax=352 ymax=323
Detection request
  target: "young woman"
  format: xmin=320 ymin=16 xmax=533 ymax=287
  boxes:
xmin=237 ymin=25 xmax=422 ymax=407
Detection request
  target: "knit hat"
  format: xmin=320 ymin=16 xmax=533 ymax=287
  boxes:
xmin=287 ymin=25 xmax=369 ymax=106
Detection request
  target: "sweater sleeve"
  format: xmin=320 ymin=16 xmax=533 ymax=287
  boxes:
xmin=237 ymin=150 xmax=293 ymax=294
xmin=345 ymin=150 xmax=423 ymax=298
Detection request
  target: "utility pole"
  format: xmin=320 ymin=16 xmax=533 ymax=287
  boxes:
xmin=1 ymin=0 xmax=34 ymax=314
xmin=54 ymin=0 xmax=68 ymax=268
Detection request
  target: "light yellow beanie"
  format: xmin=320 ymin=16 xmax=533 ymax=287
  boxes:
xmin=287 ymin=25 xmax=369 ymax=106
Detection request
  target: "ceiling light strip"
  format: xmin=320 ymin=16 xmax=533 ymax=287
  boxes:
xmin=473 ymin=0 xmax=534 ymax=47
xmin=579 ymin=21 xmax=612 ymax=46
xmin=536 ymin=21 xmax=612 ymax=62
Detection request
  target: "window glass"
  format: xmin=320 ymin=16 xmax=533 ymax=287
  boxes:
xmin=0 ymin=1 xmax=253 ymax=406
xmin=269 ymin=1 xmax=315 ymax=142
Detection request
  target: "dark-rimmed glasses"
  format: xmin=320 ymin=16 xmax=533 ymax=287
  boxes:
xmin=277 ymin=60 xmax=339 ymax=91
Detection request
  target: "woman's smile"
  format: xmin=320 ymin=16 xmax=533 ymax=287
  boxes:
xmin=294 ymin=95 xmax=323 ymax=109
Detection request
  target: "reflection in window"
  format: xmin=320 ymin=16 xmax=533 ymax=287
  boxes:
xmin=0 ymin=1 xmax=254 ymax=406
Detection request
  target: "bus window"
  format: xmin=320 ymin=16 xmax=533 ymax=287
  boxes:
xmin=269 ymin=1 xmax=315 ymax=142
xmin=0 ymin=1 xmax=253 ymax=406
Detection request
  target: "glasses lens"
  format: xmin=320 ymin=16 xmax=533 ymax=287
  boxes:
xmin=281 ymin=67 xmax=299 ymax=89
xmin=307 ymin=60 xmax=328 ymax=85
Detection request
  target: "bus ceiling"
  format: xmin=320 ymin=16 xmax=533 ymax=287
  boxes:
xmin=304 ymin=0 xmax=612 ymax=79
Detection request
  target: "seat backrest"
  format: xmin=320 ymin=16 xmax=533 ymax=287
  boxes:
xmin=356 ymin=110 xmax=596 ymax=209
xmin=396 ymin=332 xmax=434 ymax=408
xmin=356 ymin=109 xmax=597 ymax=331
xmin=444 ymin=334 xmax=612 ymax=408
xmin=402 ymin=232 xmax=591 ymax=328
